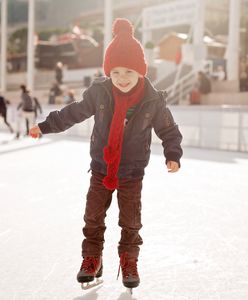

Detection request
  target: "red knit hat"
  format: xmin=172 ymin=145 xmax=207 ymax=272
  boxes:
xmin=103 ymin=18 xmax=147 ymax=76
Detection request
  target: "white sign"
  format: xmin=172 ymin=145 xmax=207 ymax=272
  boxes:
xmin=181 ymin=44 xmax=207 ymax=65
xmin=143 ymin=0 xmax=197 ymax=30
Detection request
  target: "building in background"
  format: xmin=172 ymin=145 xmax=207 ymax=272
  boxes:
xmin=2 ymin=0 xmax=248 ymax=72
xmin=4 ymin=0 xmax=248 ymax=53
xmin=158 ymin=32 xmax=226 ymax=63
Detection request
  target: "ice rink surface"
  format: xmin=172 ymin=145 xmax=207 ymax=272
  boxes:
xmin=1 ymin=132 xmax=248 ymax=300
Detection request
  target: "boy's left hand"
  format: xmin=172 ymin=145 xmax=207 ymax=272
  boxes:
xmin=166 ymin=161 xmax=179 ymax=173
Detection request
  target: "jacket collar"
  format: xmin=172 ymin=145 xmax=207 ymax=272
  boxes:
xmin=98 ymin=77 xmax=160 ymax=103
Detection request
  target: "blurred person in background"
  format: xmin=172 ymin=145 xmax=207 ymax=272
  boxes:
xmin=93 ymin=69 xmax=103 ymax=79
xmin=48 ymin=82 xmax=62 ymax=104
xmin=239 ymin=57 xmax=248 ymax=92
xmin=0 ymin=93 xmax=14 ymax=133
xmin=189 ymin=71 xmax=212 ymax=105
xmin=55 ymin=61 xmax=64 ymax=85
xmin=33 ymin=96 xmax=43 ymax=121
xmin=197 ymin=71 xmax=212 ymax=94
xmin=190 ymin=71 xmax=211 ymax=105
xmin=212 ymin=65 xmax=226 ymax=81
xmin=65 ymin=89 xmax=76 ymax=104
xmin=16 ymin=85 xmax=36 ymax=139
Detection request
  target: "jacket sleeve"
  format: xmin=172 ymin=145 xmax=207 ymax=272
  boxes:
xmin=152 ymin=99 xmax=183 ymax=166
xmin=38 ymin=87 xmax=96 ymax=134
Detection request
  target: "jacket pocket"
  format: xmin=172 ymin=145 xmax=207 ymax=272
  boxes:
xmin=142 ymin=112 xmax=151 ymax=130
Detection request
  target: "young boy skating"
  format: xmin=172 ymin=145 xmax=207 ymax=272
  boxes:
xmin=29 ymin=18 xmax=183 ymax=291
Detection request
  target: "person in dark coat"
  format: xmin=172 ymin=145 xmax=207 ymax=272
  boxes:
xmin=65 ymin=90 xmax=76 ymax=104
xmin=16 ymin=85 xmax=35 ymax=138
xmin=33 ymin=97 xmax=42 ymax=119
xmin=239 ymin=57 xmax=248 ymax=92
xmin=48 ymin=82 xmax=62 ymax=104
xmin=29 ymin=18 xmax=183 ymax=291
xmin=0 ymin=94 xmax=14 ymax=133
xmin=198 ymin=71 xmax=212 ymax=94
xmin=55 ymin=62 xmax=63 ymax=85
xmin=190 ymin=71 xmax=212 ymax=105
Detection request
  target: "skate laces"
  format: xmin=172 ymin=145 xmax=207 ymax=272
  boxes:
xmin=81 ymin=257 xmax=100 ymax=274
xmin=117 ymin=252 xmax=138 ymax=280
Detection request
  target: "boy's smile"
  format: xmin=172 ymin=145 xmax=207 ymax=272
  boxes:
xmin=110 ymin=67 xmax=142 ymax=93
xmin=119 ymin=83 xmax=130 ymax=88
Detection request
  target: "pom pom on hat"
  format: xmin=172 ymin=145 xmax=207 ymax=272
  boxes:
xmin=103 ymin=18 xmax=147 ymax=76
xmin=112 ymin=18 xmax=134 ymax=36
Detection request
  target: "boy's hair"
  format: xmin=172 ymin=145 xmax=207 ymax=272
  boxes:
xmin=103 ymin=18 xmax=147 ymax=77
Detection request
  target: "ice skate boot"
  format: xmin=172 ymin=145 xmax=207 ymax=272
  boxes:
xmin=118 ymin=253 xmax=140 ymax=294
xmin=77 ymin=256 xmax=103 ymax=290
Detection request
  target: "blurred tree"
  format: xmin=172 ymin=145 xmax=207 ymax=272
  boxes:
xmin=38 ymin=28 xmax=68 ymax=41
xmin=8 ymin=28 xmax=27 ymax=54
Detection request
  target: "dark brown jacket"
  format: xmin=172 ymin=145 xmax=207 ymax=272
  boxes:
xmin=39 ymin=77 xmax=183 ymax=178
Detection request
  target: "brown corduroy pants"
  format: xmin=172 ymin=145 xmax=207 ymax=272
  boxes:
xmin=82 ymin=171 xmax=143 ymax=259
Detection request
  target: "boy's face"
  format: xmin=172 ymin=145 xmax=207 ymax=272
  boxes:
xmin=110 ymin=67 xmax=141 ymax=93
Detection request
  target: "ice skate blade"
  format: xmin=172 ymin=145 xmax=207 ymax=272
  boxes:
xmin=81 ymin=278 xmax=103 ymax=290
xmin=127 ymin=288 xmax=133 ymax=295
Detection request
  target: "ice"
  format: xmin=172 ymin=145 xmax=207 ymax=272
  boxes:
xmin=1 ymin=132 xmax=248 ymax=300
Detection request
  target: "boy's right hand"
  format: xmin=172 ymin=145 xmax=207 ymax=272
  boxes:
xmin=29 ymin=125 xmax=42 ymax=138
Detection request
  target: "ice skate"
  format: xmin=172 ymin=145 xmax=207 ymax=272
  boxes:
xmin=77 ymin=256 xmax=103 ymax=290
xmin=118 ymin=253 xmax=140 ymax=294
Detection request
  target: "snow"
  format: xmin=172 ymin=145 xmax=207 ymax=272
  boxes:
xmin=1 ymin=132 xmax=248 ymax=300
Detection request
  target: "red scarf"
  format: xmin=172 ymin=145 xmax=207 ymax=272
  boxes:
xmin=103 ymin=78 xmax=145 ymax=190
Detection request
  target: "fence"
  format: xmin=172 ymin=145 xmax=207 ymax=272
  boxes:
xmin=169 ymin=105 xmax=248 ymax=152
xmin=1 ymin=104 xmax=248 ymax=153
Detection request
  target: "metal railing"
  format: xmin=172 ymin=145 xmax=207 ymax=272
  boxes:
xmin=165 ymin=69 xmax=195 ymax=105
xmin=163 ymin=60 xmax=213 ymax=105
xmin=1 ymin=104 xmax=248 ymax=153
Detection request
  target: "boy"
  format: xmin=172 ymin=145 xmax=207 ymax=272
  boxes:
xmin=29 ymin=18 xmax=183 ymax=290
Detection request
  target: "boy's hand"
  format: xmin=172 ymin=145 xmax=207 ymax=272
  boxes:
xmin=29 ymin=125 xmax=42 ymax=138
xmin=166 ymin=161 xmax=179 ymax=173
